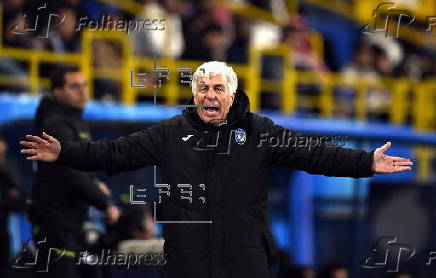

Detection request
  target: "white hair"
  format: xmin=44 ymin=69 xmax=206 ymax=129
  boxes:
xmin=192 ymin=61 xmax=238 ymax=96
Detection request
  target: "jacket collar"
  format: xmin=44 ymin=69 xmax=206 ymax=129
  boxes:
xmin=182 ymin=89 xmax=250 ymax=130
xmin=35 ymin=95 xmax=84 ymax=128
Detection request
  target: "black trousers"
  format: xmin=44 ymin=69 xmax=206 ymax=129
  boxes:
xmin=32 ymin=223 xmax=82 ymax=278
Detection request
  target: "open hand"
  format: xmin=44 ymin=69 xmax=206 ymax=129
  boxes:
xmin=20 ymin=132 xmax=61 ymax=162
xmin=372 ymin=142 xmax=413 ymax=174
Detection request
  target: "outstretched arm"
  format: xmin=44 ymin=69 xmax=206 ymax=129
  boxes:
xmin=20 ymin=123 xmax=165 ymax=174
xmin=265 ymin=118 xmax=412 ymax=177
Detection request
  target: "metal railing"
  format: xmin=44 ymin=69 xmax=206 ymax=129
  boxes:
xmin=1 ymin=29 xmax=435 ymax=128
xmin=304 ymin=0 xmax=436 ymax=50
xmin=0 ymin=4 xmax=435 ymax=181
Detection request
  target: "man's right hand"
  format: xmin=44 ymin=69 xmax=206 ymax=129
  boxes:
xmin=20 ymin=132 xmax=61 ymax=162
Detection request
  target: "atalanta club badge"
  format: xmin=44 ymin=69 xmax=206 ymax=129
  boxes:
xmin=234 ymin=128 xmax=246 ymax=145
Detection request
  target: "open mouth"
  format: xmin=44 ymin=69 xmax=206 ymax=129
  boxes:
xmin=203 ymin=106 xmax=220 ymax=116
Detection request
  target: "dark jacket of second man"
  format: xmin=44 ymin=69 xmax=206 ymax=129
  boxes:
xmin=31 ymin=96 xmax=110 ymax=235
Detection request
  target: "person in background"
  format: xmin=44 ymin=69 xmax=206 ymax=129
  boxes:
xmin=281 ymin=17 xmax=329 ymax=114
xmin=282 ymin=17 xmax=329 ymax=74
xmin=227 ymin=16 xmax=251 ymax=64
xmin=0 ymin=136 xmax=30 ymax=278
xmin=96 ymin=205 xmax=162 ymax=254
xmin=132 ymin=0 xmax=186 ymax=58
xmin=336 ymin=44 xmax=380 ymax=118
xmin=46 ymin=6 xmax=80 ymax=52
xmin=341 ymin=44 xmax=378 ymax=84
xmin=182 ymin=24 xmax=229 ymax=61
xmin=98 ymin=205 xmax=163 ymax=278
xmin=374 ymin=47 xmax=394 ymax=77
xmin=30 ymin=66 xmax=119 ymax=278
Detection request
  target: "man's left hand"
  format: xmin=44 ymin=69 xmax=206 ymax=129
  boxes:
xmin=98 ymin=181 xmax=111 ymax=196
xmin=106 ymin=205 xmax=120 ymax=225
xmin=372 ymin=141 xmax=413 ymax=174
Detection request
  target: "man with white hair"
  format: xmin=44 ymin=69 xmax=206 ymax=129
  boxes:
xmin=20 ymin=61 xmax=412 ymax=278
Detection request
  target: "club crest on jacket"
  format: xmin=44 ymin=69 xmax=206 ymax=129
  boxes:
xmin=234 ymin=128 xmax=246 ymax=145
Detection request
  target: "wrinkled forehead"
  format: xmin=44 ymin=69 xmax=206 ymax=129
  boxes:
xmin=196 ymin=75 xmax=227 ymax=86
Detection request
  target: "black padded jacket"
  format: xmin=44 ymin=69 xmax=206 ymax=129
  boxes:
xmin=57 ymin=90 xmax=374 ymax=278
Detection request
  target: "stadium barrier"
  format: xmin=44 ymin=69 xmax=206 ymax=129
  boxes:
xmin=0 ymin=3 xmax=435 ymax=181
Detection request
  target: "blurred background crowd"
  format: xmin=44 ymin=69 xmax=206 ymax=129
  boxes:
xmin=0 ymin=0 xmax=436 ymax=278
xmin=2 ymin=0 xmax=435 ymax=114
